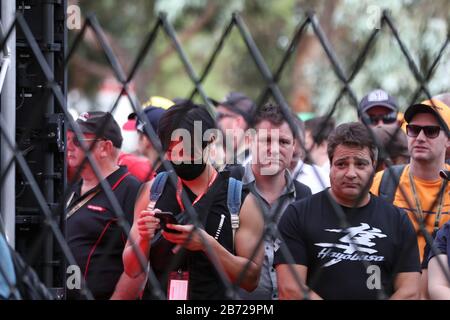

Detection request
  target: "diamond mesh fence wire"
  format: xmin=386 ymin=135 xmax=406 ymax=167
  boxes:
xmin=0 ymin=8 xmax=450 ymax=300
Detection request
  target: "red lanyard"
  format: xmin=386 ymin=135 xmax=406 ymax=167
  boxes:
xmin=176 ymin=170 xmax=218 ymax=212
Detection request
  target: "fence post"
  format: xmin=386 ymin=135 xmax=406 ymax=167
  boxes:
xmin=1 ymin=0 xmax=15 ymax=247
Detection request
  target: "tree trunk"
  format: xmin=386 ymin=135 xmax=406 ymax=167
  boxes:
xmin=290 ymin=0 xmax=339 ymax=113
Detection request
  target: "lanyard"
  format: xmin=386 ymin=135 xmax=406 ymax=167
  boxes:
xmin=176 ymin=170 xmax=218 ymax=212
xmin=408 ymin=169 xmax=447 ymax=232
xmin=65 ymin=171 xmax=130 ymax=220
xmin=65 ymin=190 xmax=100 ymax=220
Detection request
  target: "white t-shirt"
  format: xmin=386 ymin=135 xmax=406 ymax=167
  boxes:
xmin=291 ymin=160 xmax=330 ymax=194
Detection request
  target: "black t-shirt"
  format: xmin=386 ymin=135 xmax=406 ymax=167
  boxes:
xmin=274 ymin=189 xmax=420 ymax=300
xmin=66 ymin=166 xmax=141 ymax=299
xmin=145 ymin=170 xmax=248 ymax=300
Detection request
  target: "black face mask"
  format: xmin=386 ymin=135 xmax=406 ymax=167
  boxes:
xmin=171 ymin=161 xmax=206 ymax=181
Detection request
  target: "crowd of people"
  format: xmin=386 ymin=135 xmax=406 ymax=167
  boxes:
xmin=3 ymin=88 xmax=450 ymax=300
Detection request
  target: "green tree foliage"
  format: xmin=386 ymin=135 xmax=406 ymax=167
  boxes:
xmin=69 ymin=0 xmax=450 ymax=122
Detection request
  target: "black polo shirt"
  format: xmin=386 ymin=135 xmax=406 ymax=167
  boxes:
xmin=66 ymin=166 xmax=141 ymax=300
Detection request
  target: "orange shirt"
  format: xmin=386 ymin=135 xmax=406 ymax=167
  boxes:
xmin=371 ymin=164 xmax=450 ymax=261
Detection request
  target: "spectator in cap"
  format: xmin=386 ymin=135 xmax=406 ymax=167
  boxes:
xmin=358 ymin=89 xmax=400 ymax=129
xmin=121 ymin=96 xmax=174 ymax=154
xmin=215 ymin=92 xmax=256 ymax=167
xmin=67 ymin=111 xmax=124 ymax=172
xmin=122 ymin=96 xmax=174 ymax=135
xmin=370 ymin=99 xmax=450 ymax=299
xmin=130 ymin=106 xmax=167 ymax=178
xmin=372 ymin=126 xmax=410 ymax=172
xmin=119 ymin=97 xmax=173 ymax=182
xmin=66 ymin=111 xmax=143 ymax=299
xmin=135 ymin=107 xmax=167 ymax=157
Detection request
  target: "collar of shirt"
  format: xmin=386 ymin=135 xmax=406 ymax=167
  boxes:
xmin=70 ymin=166 xmax=129 ymax=205
xmin=243 ymin=163 xmax=296 ymax=200
xmin=292 ymin=159 xmax=307 ymax=177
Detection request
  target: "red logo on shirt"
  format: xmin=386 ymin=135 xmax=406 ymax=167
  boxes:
xmin=87 ymin=204 xmax=107 ymax=213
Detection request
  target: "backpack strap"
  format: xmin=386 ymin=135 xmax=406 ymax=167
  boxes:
xmin=293 ymin=180 xmax=312 ymax=201
xmin=225 ymin=164 xmax=245 ymax=180
xmin=227 ymin=177 xmax=242 ymax=250
xmin=148 ymin=172 xmax=170 ymax=253
xmin=148 ymin=172 xmax=169 ymax=210
xmin=378 ymin=164 xmax=406 ymax=204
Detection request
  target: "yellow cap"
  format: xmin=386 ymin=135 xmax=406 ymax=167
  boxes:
xmin=142 ymin=96 xmax=174 ymax=110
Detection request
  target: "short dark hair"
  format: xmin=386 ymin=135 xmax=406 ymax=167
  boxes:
xmin=253 ymin=103 xmax=302 ymax=140
xmin=158 ymin=100 xmax=216 ymax=152
xmin=305 ymin=116 xmax=335 ymax=145
xmin=327 ymin=122 xmax=378 ymax=164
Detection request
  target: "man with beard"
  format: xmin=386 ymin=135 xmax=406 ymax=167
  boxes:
xmin=275 ymin=122 xmax=420 ymax=299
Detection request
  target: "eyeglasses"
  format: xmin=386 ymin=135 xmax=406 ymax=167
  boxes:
xmin=406 ymin=124 xmax=442 ymax=139
xmin=71 ymin=137 xmax=105 ymax=148
xmin=365 ymin=112 xmax=397 ymax=125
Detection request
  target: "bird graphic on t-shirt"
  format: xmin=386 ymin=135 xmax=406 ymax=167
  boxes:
xmin=315 ymin=223 xmax=387 ymax=267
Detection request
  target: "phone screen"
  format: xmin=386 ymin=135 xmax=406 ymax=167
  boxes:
xmin=155 ymin=212 xmax=181 ymax=234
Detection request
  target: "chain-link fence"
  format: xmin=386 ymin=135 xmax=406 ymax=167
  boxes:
xmin=1 ymin=6 xmax=450 ymax=300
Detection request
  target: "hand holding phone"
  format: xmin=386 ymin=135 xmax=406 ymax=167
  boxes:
xmin=154 ymin=211 xmax=181 ymax=234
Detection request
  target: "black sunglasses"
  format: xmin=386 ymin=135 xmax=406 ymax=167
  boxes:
xmin=406 ymin=124 xmax=442 ymax=139
xmin=366 ymin=112 xmax=397 ymax=125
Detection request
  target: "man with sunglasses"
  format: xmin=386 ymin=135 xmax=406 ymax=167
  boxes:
xmin=358 ymin=89 xmax=400 ymax=128
xmin=371 ymin=99 xmax=450 ymax=296
xmin=66 ymin=112 xmax=142 ymax=299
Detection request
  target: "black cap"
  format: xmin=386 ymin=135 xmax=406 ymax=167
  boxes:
xmin=215 ymin=92 xmax=256 ymax=125
xmin=359 ymin=89 xmax=398 ymax=114
xmin=136 ymin=107 xmax=166 ymax=134
xmin=404 ymin=99 xmax=450 ymax=137
xmin=74 ymin=111 xmax=123 ymax=148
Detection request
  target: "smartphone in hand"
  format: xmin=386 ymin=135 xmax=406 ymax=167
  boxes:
xmin=154 ymin=212 xmax=181 ymax=234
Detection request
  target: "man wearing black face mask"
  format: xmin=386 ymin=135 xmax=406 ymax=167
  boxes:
xmin=169 ymin=153 xmax=207 ymax=181
xmin=122 ymin=101 xmax=264 ymax=300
